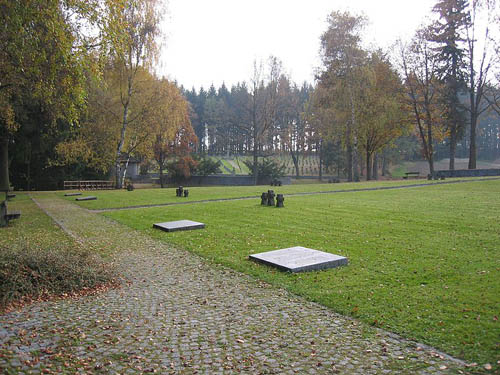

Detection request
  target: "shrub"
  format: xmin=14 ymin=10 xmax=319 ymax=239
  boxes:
xmin=244 ymin=158 xmax=286 ymax=181
xmin=0 ymin=243 xmax=117 ymax=310
xmin=192 ymin=156 xmax=222 ymax=175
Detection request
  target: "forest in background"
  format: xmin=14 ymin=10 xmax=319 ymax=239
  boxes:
xmin=1 ymin=0 xmax=499 ymax=190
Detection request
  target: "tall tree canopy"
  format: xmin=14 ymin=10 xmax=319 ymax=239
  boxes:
xmin=429 ymin=0 xmax=469 ymax=170
xmin=0 ymin=0 xmax=95 ymax=192
xmin=103 ymin=0 xmax=163 ymax=188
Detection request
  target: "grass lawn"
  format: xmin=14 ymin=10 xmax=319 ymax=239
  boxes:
xmin=63 ymin=178 xmax=476 ymax=210
xmin=102 ymin=179 xmax=500 ymax=366
xmin=0 ymin=194 xmax=74 ymax=250
xmin=0 ymin=194 xmax=116 ymax=310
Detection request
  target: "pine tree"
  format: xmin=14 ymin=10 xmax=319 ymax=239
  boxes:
xmin=428 ymin=0 xmax=470 ymax=170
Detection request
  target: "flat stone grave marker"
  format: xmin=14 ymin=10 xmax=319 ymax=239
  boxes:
xmin=76 ymin=196 xmax=97 ymax=201
xmin=249 ymin=246 xmax=348 ymax=273
xmin=153 ymin=220 xmax=205 ymax=232
xmin=65 ymin=192 xmax=82 ymax=196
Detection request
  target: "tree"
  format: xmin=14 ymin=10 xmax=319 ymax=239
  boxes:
xmin=104 ymin=0 xmax=163 ymax=188
xmin=398 ymin=31 xmax=446 ymax=175
xmin=56 ymin=65 xmax=162 ymax=183
xmin=317 ymin=11 xmax=368 ymax=181
xmin=464 ymin=0 xmax=499 ymax=169
xmin=276 ymin=77 xmax=310 ymax=177
xmin=152 ymin=79 xmax=193 ymax=187
xmin=357 ymin=52 xmax=407 ymax=180
xmin=0 ymin=0 xmax=96 ymax=196
xmin=248 ymin=57 xmax=282 ymax=184
xmin=429 ymin=0 xmax=469 ymax=170
xmin=162 ymin=123 xmax=198 ymax=182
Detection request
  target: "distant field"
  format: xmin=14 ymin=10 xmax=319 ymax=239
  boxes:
xmin=207 ymin=154 xmax=322 ymax=176
xmin=102 ymin=178 xmax=500 ymax=365
xmin=60 ymin=179 xmax=468 ymax=210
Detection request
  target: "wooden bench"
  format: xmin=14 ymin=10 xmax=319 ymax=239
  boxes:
xmin=403 ymin=172 xmax=420 ymax=179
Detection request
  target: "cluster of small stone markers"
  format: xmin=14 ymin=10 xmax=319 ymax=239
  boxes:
xmin=175 ymin=186 xmax=189 ymax=197
xmin=261 ymin=190 xmax=284 ymax=207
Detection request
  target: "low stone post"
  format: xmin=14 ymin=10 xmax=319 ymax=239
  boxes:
xmin=261 ymin=192 xmax=268 ymax=205
xmin=267 ymin=190 xmax=275 ymax=206
xmin=276 ymin=194 xmax=284 ymax=208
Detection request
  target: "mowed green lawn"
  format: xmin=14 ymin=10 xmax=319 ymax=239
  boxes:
xmin=102 ymin=179 xmax=500 ymax=365
xmin=67 ymin=178 xmax=470 ymax=210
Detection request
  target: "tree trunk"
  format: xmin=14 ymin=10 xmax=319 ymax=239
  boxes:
xmin=449 ymin=126 xmax=457 ymax=170
xmin=115 ymin=86 xmax=131 ymax=189
xmin=425 ymin=106 xmax=435 ymax=176
xmin=121 ymin=156 xmax=131 ymax=188
xmin=346 ymin=141 xmax=353 ymax=182
xmin=353 ymin=134 xmax=360 ymax=182
xmin=27 ymin=158 xmax=31 ymax=191
xmin=159 ymin=152 xmax=165 ymax=188
xmin=253 ymin=144 xmax=258 ymax=185
xmin=349 ymin=90 xmax=359 ymax=182
xmin=366 ymin=149 xmax=371 ymax=181
xmin=318 ymin=140 xmax=323 ymax=182
xmin=468 ymin=112 xmax=477 ymax=169
xmin=373 ymin=153 xmax=378 ymax=180
xmin=290 ymin=149 xmax=300 ymax=178
xmin=0 ymin=136 xmax=9 ymax=193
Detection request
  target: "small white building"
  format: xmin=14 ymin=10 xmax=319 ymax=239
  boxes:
xmin=119 ymin=155 xmax=141 ymax=178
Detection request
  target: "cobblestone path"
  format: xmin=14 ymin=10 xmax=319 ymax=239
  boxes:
xmin=1 ymin=196 xmax=469 ymax=374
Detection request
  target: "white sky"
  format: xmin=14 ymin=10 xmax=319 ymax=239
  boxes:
xmin=158 ymin=0 xmax=437 ymax=90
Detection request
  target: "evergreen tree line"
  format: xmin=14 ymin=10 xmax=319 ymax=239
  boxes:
xmin=180 ymin=0 xmax=500 ymax=181
xmin=1 ymin=0 xmax=499 ymax=190
xmin=181 ymin=74 xmax=315 ymax=177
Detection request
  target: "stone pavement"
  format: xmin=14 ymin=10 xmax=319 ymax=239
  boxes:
xmin=0 ymin=196 xmax=469 ymax=374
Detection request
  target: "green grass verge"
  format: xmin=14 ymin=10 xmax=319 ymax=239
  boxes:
xmin=0 ymin=194 xmax=117 ymax=310
xmin=63 ymin=178 xmax=477 ymax=210
xmin=102 ymin=179 xmax=500 ymax=365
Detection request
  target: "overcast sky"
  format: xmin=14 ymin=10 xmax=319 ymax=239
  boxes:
xmin=158 ymin=0 xmax=437 ymax=90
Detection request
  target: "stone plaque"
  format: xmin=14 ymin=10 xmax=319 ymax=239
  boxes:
xmin=249 ymin=246 xmax=348 ymax=273
xmin=153 ymin=220 xmax=205 ymax=232
xmin=65 ymin=192 xmax=82 ymax=196
xmin=75 ymin=196 xmax=97 ymax=201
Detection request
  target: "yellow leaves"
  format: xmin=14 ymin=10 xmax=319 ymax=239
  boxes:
xmin=0 ymin=100 xmax=18 ymax=133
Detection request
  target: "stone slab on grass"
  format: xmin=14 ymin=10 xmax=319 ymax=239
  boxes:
xmin=153 ymin=220 xmax=205 ymax=232
xmin=65 ymin=192 xmax=82 ymax=197
xmin=249 ymin=246 xmax=348 ymax=273
xmin=76 ymin=196 xmax=97 ymax=201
